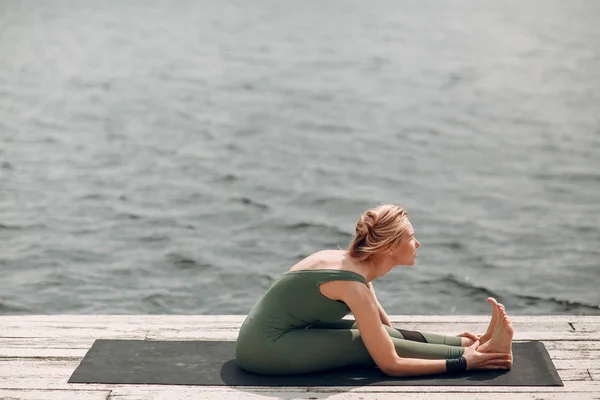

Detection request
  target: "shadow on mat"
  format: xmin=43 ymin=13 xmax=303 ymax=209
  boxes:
xmin=219 ymin=359 xmax=510 ymax=390
xmin=220 ymin=360 xmax=373 ymax=398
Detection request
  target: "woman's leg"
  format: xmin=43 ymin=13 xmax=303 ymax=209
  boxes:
xmin=268 ymin=328 xmax=374 ymax=375
xmin=308 ymin=320 xmax=463 ymax=346
xmin=258 ymin=326 xmax=464 ymax=375
xmin=424 ymin=332 xmax=463 ymax=345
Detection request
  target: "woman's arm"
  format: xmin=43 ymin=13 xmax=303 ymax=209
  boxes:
xmin=343 ymin=282 xmax=449 ymax=377
xmin=341 ymin=282 xmax=512 ymax=376
xmin=368 ymin=282 xmax=392 ymax=328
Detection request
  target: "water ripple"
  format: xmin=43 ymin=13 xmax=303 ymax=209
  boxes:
xmin=165 ymin=252 xmax=213 ymax=271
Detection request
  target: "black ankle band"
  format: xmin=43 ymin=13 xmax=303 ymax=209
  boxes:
xmin=445 ymin=356 xmax=467 ymax=374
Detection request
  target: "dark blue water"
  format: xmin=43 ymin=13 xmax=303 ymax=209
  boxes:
xmin=1 ymin=0 xmax=599 ymax=315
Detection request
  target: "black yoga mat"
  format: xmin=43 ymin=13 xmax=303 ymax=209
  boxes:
xmin=68 ymin=340 xmax=563 ymax=386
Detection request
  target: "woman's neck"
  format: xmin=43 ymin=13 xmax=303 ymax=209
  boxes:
xmin=345 ymin=252 xmax=396 ymax=282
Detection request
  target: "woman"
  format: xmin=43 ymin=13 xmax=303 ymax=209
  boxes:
xmin=236 ymin=204 xmax=513 ymax=377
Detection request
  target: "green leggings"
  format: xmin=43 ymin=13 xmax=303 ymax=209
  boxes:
xmin=237 ymin=319 xmax=465 ymax=375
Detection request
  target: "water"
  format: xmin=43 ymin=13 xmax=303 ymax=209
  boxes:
xmin=1 ymin=0 xmax=599 ymax=316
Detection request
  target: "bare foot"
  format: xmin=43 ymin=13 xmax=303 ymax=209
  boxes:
xmin=478 ymin=300 xmax=514 ymax=366
xmin=478 ymin=297 xmax=499 ymax=345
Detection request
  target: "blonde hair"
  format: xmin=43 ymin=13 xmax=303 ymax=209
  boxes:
xmin=347 ymin=204 xmax=409 ymax=262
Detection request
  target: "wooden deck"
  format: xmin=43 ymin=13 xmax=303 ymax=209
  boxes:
xmin=0 ymin=315 xmax=598 ymax=399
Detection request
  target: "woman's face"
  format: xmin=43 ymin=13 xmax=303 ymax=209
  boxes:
xmin=391 ymin=220 xmax=420 ymax=266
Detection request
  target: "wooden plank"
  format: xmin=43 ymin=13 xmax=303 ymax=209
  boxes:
xmin=0 ymin=358 xmax=82 ymax=384
xmin=555 ymin=360 xmax=600 ymax=369
xmin=0 ymin=316 xmax=247 ymax=326
xmin=0 ymin=316 xmax=597 ymax=340
xmin=107 ymin=389 xmax=600 ymax=400
xmin=146 ymin=329 xmax=239 ymax=340
xmin=0 ymin=329 xmax=147 ymax=339
xmin=0 ymin=348 xmax=87 ymax=358
xmin=3 ymin=382 xmax=599 ymax=395
xmin=0 ymin=338 xmax=95 ymax=349
xmin=573 ymin=322 xmax=600 ymax=333
xmin=0 ymin=358 xmax=108 ymax=390
xmin=548 ymin=350 xmax=600 ymax=360
xmin=542 ymin=341 xmax=600 ymax=351
xmin=0 ymin=315 xmax=597 ymax=325
xmin=100 ymin=381 xmax=600 ymax=395
xmin=0 ymin=338 xmax=96 ymax=358
xmin=2 ymin=326 xmax=596 ymax=341
xmin=145 ymin=327 xmax=599 ymax=341
xmin=0 ymin=321 xmax=240 ymax=330
xmin=0 ymin=317 xmax=583 ymax=329
xmin=558 ymin=369 xmax=594 ymax=381
xmin=0 ymin=389 xmax=110 ymax=400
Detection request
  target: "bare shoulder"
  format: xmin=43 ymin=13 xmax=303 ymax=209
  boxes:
xmin=287 ymin=249 xmax=345 ymax=272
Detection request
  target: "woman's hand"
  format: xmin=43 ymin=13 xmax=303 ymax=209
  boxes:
xmin=462 ymin=340 xmax=512 ymax=370
xmin=457 ymin=331 xmax=481 ymax=346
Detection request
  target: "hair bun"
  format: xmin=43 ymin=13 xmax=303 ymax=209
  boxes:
xmin=358 ymin=211 xmax=377 ymax=236
xmin=356 ymin=222 xmax=369 ymax=237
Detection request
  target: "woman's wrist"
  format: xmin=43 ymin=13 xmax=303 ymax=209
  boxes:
xmin=445 ymin=356 xmax=467 ymax=373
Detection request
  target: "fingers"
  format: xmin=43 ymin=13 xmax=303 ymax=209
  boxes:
xmin=483 ymin=364 xmax=511 ymax=370
xmin=469 ymin=340 xmax=480 ymax=349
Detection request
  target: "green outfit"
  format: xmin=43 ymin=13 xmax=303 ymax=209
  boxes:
xmin=236 ymin=269 xmax=464 ymax=375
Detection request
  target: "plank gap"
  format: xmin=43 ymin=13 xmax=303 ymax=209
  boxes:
xmin=0 ymin=356 xmax=81 ymax=361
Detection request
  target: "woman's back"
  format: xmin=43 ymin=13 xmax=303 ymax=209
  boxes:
xmin=241 ymin=269 xmax=366 ymax=329
xmin=239 ymin=251 xmax=365 ymax=328
xmin=235 ymin=252 xmax=369 ymax=374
